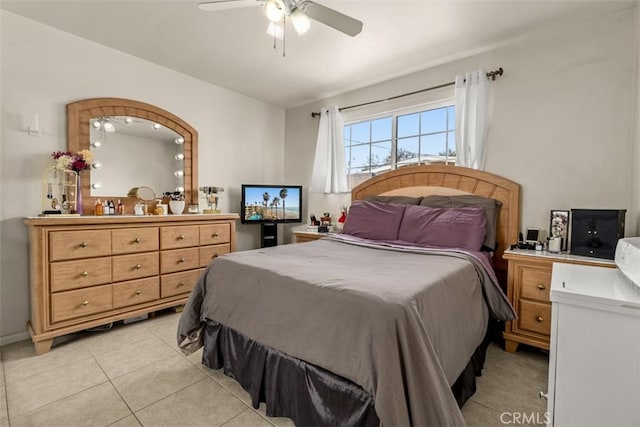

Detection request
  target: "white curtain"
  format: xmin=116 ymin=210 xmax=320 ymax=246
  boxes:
xmin=455 ymin=69 xmax=490 ymax=170
xmin=310 ymin=106 xmax=349 ymax=193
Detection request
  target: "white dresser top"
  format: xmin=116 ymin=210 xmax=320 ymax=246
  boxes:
xmin=550 ymin=263 xmax=640 ymax=314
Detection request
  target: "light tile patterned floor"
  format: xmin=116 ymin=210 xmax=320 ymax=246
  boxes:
xmin=0 ymin=311 xmax=548 ymax=426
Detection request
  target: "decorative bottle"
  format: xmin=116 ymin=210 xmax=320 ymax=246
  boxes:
xmin=95 ymin=198 xmax=104 ymax=216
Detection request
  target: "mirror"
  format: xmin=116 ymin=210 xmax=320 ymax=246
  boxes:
xmin=89 ymin=116 xmax=184 ymax=197
xmin=67 ymin=98 xmax=198 ymax=214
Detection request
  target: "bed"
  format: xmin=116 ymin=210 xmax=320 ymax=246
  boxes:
xmin=178 ymin=164 xmax=520 ymax=426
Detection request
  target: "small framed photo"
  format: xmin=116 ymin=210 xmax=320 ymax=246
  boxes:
xmin=550 ymin=210 xmax=570 ymax=251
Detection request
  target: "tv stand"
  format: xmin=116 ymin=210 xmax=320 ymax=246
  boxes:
xmin=261 ymin=222 xmax=278 ymax=248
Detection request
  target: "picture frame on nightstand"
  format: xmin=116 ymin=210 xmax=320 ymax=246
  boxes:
xmin=550 ymin=209 xmax=570 ymax=252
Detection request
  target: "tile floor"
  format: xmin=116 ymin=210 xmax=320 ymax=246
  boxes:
xmin=0 ymin=311 xmax=549 ymax=426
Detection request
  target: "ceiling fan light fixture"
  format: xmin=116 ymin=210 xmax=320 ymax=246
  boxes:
xmin=264 ymin=0 xmax=284 ymax=22
xmin=266 ymin=22 xmax=284 ymax=40
xmin=291 ymin=8 xmax=310 ymax=35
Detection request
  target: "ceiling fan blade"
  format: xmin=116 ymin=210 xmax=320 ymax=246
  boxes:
xmin=197 ymin=0 xmax=262 ymax=12
xmin=301 ymin=1 xmax=363 ymax=37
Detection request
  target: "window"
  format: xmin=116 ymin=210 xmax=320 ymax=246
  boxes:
xmin=344 ymin=104 xmax=455 ymax=188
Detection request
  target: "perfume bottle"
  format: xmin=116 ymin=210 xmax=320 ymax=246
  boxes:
xmin=95 ymin=199 xmax=104 ymax=216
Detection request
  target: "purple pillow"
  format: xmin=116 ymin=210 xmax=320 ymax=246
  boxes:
xmin=342 ymin=200 xmax=406 ymax=241
xmin=398 ymin=205 xmax=487 ymax=250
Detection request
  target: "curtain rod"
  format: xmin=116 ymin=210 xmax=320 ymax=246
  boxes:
xmin=311 ymin=67 xmax=503 ymax=118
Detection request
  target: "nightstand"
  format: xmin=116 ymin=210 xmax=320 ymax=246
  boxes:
xmin=292 ymin=230 xmax=332 ymax=243
xmin=502 ymin=249 xmax=615 ymax=353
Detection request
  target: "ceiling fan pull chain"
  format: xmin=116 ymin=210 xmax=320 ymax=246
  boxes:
xmin=273 ymin=24 xmax=277 ymax=51
xmin=282 ymin=14 xmax=286 ymax=57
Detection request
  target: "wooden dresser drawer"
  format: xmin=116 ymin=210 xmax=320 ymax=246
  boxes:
xmin=113 ymin=277 xmax=159 ymax=309
xmin=50 ymin=257 xmax=112 ymax=292
xmin=49 ymin=230 xmax=111 ymax=261
xmin=112 ymin=253 xmax=159 ymax=282
xmin=161 ymin=248 xmax=199 ymax=273
xmin=519 ymin=266 xmax=551 ymax=301
xmin=199 ymin=244 xmax=230 ymax=267
xmin=112 ymin=227 xmax=159 ymax=254
xmin=160 ymin=226 xmax=199 ymax=250
xmin=200 ymin=224 xmax=230 ymax=246
xmin=51 ymin=284 xmax=113 ymax=323
xmin=518 ymin=299 xmax=551 ymax=336
xmin=161 ymin=270 xmax=201 ymax=298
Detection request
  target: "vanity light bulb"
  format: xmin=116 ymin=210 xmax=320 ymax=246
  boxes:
xmin=124 ymin=117 xmax=133 ymax=124
xmin=176 ymin=186 xmax=185 ymax=192
xmin=91 ymin=182 xmax=102 ymax=190
xmin=152 ymin=123 xmax=161 ymax=130
xmin=92 ymin=120 xmax=102 ymax=129
xmin=175 ymin=153 xmax=185 ymax=160
xmin=103 ymin=122 xmax=115 ymax=133
xmin=174 ymin=170 xmax=184 ymax=177
xmin=91 ymin=141 xmax=102 ymax=148
xmin=174 ymin=137 xmax=184 ymax=145
xmin=92 ymin=161 xmax=103 ymax=170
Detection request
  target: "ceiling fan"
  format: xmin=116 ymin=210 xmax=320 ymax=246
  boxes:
xmin=197 ymin=0 xmax=363 ymax=37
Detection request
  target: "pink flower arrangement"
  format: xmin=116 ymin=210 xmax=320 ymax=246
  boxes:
xmin=51 ymin=150 xmax=93 ymax=173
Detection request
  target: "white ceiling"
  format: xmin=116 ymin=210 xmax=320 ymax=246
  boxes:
xmin=1 ymin=0 xmax=636 ymax=108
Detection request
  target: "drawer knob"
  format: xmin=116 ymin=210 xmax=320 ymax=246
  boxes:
xmin=79 ymin=241 xmax=88 ymax=248
xmin=178 ymin=281 xmax=185 ymax=287
xmin=178 ymin=257 xmax=185 ymax=263
xmin=134 ymin=264 xmax=142 ymax=270
xmin=81 ymin=271 xmax=89 ymax=277
xmin=536 ymin=315 xmax=544 ymax=323
xmin=133 ymin=238 xmax=141 ymax=243
xmin=212 ymin=233 xmax=219 ymax=238
xmin=537 ymin=283 xmax=546 ymax=290
xmin=178 ymin=235 xmax=185 ymax=240
xmin=81 ymin=300 xmax=89 ymax=306
xmin=135 ymin=290 xmax=142 ymax=295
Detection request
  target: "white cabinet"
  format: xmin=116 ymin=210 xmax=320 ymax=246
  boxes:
xmin=547 ymin=263 xmax=640 ymax=427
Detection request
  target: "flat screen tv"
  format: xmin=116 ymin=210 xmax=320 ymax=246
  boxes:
xmin=241 ymin=184 xmax=303 ymax=224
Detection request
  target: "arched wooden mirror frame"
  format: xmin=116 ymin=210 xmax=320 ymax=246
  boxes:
xmin=67 ymin=98 xmax=198 ymax=214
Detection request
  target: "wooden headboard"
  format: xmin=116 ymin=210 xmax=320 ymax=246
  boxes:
xmin=351 ymin=164 xmax=521 ymax=286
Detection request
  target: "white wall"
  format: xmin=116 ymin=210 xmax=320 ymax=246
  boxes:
xmin=285 ymin=7 xmax=638 ymax=241
xmin=0 ymin=11 xmax=285 ymax=343
xmin=633 ymin=4 xmax=640 ymax=234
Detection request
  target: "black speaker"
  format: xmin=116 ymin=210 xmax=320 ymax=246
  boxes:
xmin=570 ymin=209 xmax=625 ymax=260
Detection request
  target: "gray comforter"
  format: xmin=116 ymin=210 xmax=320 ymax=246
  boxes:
xmin=178 ymin=235 xmax=515 ymax=426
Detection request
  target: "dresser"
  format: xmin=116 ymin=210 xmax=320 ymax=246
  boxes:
xmin=24 ymin=214 xmax=238 ymax=354
xmin=502 ymin=249 xmax=614 ymax=352
xmin=547 ymin=263 xmax=640 ymax=426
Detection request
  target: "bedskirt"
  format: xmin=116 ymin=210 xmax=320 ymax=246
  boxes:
xmin=200 ymin=318 xmax=494 ymax=426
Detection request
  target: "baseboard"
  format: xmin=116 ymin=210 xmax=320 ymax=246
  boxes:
xmin=0 ymin=330 xmax=30 ymax=347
